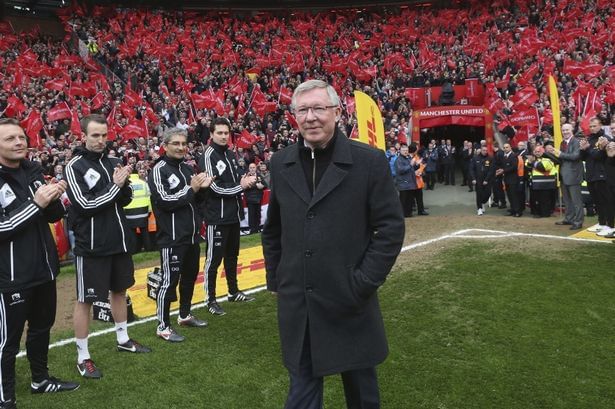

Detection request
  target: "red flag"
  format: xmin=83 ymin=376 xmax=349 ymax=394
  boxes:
xmin=580 ymin=110 xmax=597 ymax=136
xmin=46 ymin=102 xmax=72 ymax=122
xmin=191 ymin=93 xmax=216 ymax=110
xmin=344 ymin=96 xmax=356 ymax=116
xmin=44 ymin=78 xmax=66 ymax=91
xmin=285 ymin=111 xmax=299 ymax=129
xmin=53 ymin=220 xmax=70 ymax=258
xmin=495 ymin=69 xmax=510 ymax=89
xmin=279 ymin=87 xmax=293 ymax=105
xmin=20 ymin=110 xmax=43 ymax=148
xmin=106 ymin=105 xmax=117 ymax=141
xmin=91 ymin=92 xmax=105 ymax=110
xmin=397 ymin=127 xmax=408 ymax=145
xmin=70 ymin=109 xmax=81 ymax=136
xmin=236 ymin=129 xmax=257 ymax=149
xmin=508 ymin=108 xmax=540 ymax=128
xmin=6 ymin=96 xmax=27 ymax=117
xmin=124 ymin=88 xmax=142 ymax=106
xmin=511 ymin=87 xmax=538 ymax=108
xmin=121 ymin=118 xmax=147 ymax=140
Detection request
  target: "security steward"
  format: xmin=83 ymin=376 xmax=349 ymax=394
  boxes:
xmin=528 ymin=145 xmax=557 ymax=218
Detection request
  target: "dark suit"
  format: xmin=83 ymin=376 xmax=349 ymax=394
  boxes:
xmin=501 ymin=151 xmax=521 ymax=215
xmin=262 ymin=130 xmax=404 ymax=408
xmin=558 ymin=137 xmax=584 ymax=225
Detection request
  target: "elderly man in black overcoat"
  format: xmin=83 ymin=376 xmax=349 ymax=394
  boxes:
xmin=262 ymin=80 xmax=405 ymax=409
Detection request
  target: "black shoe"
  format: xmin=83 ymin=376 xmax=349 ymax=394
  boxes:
xmin=468 ymin=189 xmax=474 ymax=192
xmin=117 ymin=339 xmax=151 ymax=353
xmin=228 ymin=291 xmax=255 ymax=302
xmin=555 ymin=221 xmax=572 ymax=225
xmin=77 ymin=359 xmax=102 ymax=379
xmin=570 ymin=224 xmax=583 ymax=230
xmin=31 ymin=376 xmax=80 ymax=394
xmin=498 ymin=204 xmax=507 ymax=209
xmin=0 ymin=399 xmax=16 ymax=409
xmin=207 ymin=301 xmax=226 ymax=316
xmin=418 ymin=211 xmax=429 ymax=216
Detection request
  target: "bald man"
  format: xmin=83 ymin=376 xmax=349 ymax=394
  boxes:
xmin=549 ymin=123 xmax=584 ymax=230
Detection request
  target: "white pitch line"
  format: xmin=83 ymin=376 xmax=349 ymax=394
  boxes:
xmin=20 ymin=228 xmax=610 ymax=357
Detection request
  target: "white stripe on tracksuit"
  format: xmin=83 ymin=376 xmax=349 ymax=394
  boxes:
xmin=156 ymin=248 xmax=172 ymax=327
xmin=76 ymin=256 xmax=85 ymax=303
xmin=203 ymin=225 xmax=215 ymax=301
xmin=64 ymin=156 xmax=120 ymax=210
xmin=0 ymin=295 xmax=7 ymax=401
xmin=202 ymin=148 xmax=243 ymax=196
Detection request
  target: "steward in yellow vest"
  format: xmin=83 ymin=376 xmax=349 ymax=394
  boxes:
xmin=528 ymin=145 xmax=557 ymax=217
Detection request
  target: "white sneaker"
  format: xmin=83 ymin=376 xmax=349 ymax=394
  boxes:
xmin=587 ymin=223 xmax=605 ymax=232
xmin=477 ymin=208 xmax=484 ymax=216
xmin=487 ymin=197 xmax=492 ymax=207
xmin=596 ymin=227 xmax=615 ymax=237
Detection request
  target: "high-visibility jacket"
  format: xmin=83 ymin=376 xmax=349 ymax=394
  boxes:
xmin=124 ymin=174 xmax=151 ymax=226
xmin=530 ymin=156 xmax=557 ymax=190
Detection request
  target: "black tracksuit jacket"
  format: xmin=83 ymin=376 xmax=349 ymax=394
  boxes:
xmin=64 ymin=147 xmax=134 ymax=256
xmin=198 ymin=142 xmax=244 ymax=225
xmin=0 ymin=160 xmax=64 ymax=292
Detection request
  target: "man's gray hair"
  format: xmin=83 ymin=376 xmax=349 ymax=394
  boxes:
xmin=291 ymin=79 xmax=340 ymax=110
xmin=162 ymin=127 xmax=188 ymax=144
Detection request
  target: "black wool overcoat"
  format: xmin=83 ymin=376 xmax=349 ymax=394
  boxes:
xmin=262 ymin=131 xmax=405 ymax=376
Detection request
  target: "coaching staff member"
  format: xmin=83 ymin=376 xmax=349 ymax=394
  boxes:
xmin=149 ymin=128 xmax=212 ymax=342
xmin=0 ymin=119 xmax=79 ymax=409
xmin=199 ymin=117 xmax=256 ymax=316
xmin=262 ymin=80 xmax=405 ymax=409
xmin=64 ymin=114 xmax=150 ymax=380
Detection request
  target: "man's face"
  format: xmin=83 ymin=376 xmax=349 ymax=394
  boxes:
xmin=480 ymin=147 xmax=488 ymax=156
xmin=84 ymin=121 xmax=108 ymax=153
xmin=211 ymin=124 xmax=230 ymax=146
xmin=562 ymin=124 xmax=573 ymax=139
xmin=517 ymin=142 xmax=526 ymax=151
xmin=248 ymin=163 xmax=257 ymax=174
xmin=610 ymin=123 xmax=615 ymax=136
xmin=165 ymin=134 xmax=188 ymax=160
xmin=589 ymin=119 xmax=601 ymax=134
xmin=400 ymin=146 xmax=409 ymax=156
xmin=0 ymin=124 xmax=28 ymax=167
xmin=503 ymin=144 xmax=512 ymax=153
xmin=294 ymin=87 xmax=340 ymax=147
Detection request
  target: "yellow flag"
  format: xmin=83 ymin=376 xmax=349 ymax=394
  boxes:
xmin=548 ymin=75 xmax=562 ymax=148
xmin=354 ymin=90 xmax=386 ymax=151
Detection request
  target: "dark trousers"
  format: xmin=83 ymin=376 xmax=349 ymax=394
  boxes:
xmin=424 ymin=172 xmax=436 ymax=190
xmin=493 ymin=176 xmax=506 ymax=205
xmin=588 ymin=180 xmax=615 ymax=227
xmin=0 ymin=280 xmax=56 ymax=402
xmin=285 ymin=328 xmax=380 ymax=409
xmin=399 ymin=190 xmax=424 ymax=216
xmin=157 ymin=243 xmax=200 ymax=328
xmin=505 ymin=182 xmax=520 ymax=214
xmin=444 ymin=163 xmax=455 ymax=185
xmin=518 ymin=180 xmax=527 ymax=213
xmin=204 ymin=223 xmax=240 ymax=302
xmin=247 ymin=203 xmax=262 ymax=234
xmin=533 ymin=189 xmax=553 ymax=217
xmin=475 ymin=183 xmax=491 ymax=209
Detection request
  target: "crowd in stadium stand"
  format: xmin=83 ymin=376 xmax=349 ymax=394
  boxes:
xmin=0 ymin=0 xmax=614 ymax=242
